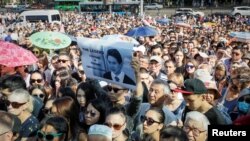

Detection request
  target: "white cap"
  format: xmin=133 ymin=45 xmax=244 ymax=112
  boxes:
xmin=88 ymin=124 xmax=112 ymax=139
xmin=198 ymin=52 xmax=209 ymax=58
xmin=150 ymin=55 xmax=162 ymax=63
xmin=133 ymin=45 xmax=146 ymax=54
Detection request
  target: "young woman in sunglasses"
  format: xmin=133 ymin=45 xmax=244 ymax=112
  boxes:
xmin=183 ymin=59 xmax=198 ymax=80
xmin=105 ymin=107 xmax=129 ymax=141
xmin=141 ymin=107 xmax=165 ymax=141
xmin=83 ymin=98 xmax=108 ymax=132
xmin=29 ymin=86 xmax=48 ymax=103
xmin=37 ymin=116 xmax=69 ymax=141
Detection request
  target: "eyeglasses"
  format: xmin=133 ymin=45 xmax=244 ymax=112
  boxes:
xmin=140 ymin=115 xmax=161 ymax=126
xmin=37 ymin=130 xmax=63 ymax=141
xmin=85 ymin=110 xmax=96 ymax=117
xmin=104 ymin=122 xmax=125 ymax=130
xmin=185 ymin=65 xmax=195 ymax=69
xmin=5 ymin=100 xmax=27 ymax=109
xmin=106 ymin=85 xmax=125 ymax=93
xmin=33 ymin=93 xmax=45 ymax=98
xmin=30 ymin=79 xmax=43 ymax=83
xmin=58 ymin=59 xmax=69 ymax=63
xmin=183 ymin=125 xmax=206 ymax=136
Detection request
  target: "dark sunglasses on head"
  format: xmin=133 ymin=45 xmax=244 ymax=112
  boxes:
xmin=105 ymin=85 xmax=125 ymax=93
xmin=5 ymin=100 xmax=26 ymax=109
xmin=37 ymin=130 xmax=63 ymax=141
xmin=104 ymin=122 xmax=125 ymax=130
xmin=141 ymin=115 xmax=161 ymax=126
xmin=185 ymin=65 xmax=195 ymax=69
xmin=30 ymin=79 xmax=43 ymax=83
xmin=58 ymin=59 xmax=69 ymax=63
xmin=33 ymin=93 xmax=45 ymax=98
xmin=85 ymin=110 xmax=96 ymax=117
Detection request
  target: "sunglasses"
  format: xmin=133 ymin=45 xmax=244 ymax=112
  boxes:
xmin=104 ymin=122 xmax=125 ymax=130
xmin=33 ymin=93 xmax=45 ymax=98
xmin=85 ymin=110 xmax=96 ymax=117
xmin=5 ymin=100 xmax=27 ymax=109
xmin=185 ymin=65 xmax=195 ymax=69
xmin=32 ymin=50 xmax=40 ymax=55
xmin=141 ymin=115 xmax=161 ymax=126
xmin=106 ymin=86 xmax=125 ymax=93
xmin=30 ymin=79 xmax=43 ymax=83
xmin=58 ymin=59 xmax=69 ymax=63
xmin=37 ymin=130 xmax=63 ymax=141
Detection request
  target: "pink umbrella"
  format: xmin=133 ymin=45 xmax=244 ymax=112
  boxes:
xmin=0 ymin=41 xmax=38 ymax=67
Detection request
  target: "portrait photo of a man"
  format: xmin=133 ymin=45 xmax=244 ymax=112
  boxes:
xmin=103 ymin=48 xmax=136 ymax=85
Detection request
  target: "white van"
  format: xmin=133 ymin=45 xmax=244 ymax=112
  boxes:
xmin=19 ymin=10 xmax=61 ymax=24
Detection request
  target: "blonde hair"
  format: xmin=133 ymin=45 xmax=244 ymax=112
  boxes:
xmin=168 ymin=73 xmax=184 ymax=87
xmin=12 ymin=89 xmax=34 ymax=113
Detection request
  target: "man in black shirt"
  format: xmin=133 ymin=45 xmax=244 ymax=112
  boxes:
xmin=174 ymin=78 xmax=226 ymax=124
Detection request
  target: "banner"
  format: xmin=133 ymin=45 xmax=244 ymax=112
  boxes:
xmin=77 ymin=37 xmax=136 ymax=90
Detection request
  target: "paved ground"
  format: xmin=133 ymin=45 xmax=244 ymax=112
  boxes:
xmin=143 ymin=8 xmax=231 ymax=17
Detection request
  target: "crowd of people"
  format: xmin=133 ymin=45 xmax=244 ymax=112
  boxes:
xmin=0 ymin=10 xmax=250 ymax=141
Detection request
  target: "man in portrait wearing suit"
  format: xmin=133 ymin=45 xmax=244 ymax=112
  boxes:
xmin=103 ymin=48 xmax=136 ymax=85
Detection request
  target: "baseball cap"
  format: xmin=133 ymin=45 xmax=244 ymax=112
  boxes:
xmin=133 ymin=45 xmax=146 ymax=54
xmin=203 ymin=81 xmax=221 ymax=99
xmin=174 ymin=78 xmax=207 ymax=95
xmin=150 ymin=55 xmax=162 ymax=63
xmin=88 ymin=124 xmax=112 ymax=139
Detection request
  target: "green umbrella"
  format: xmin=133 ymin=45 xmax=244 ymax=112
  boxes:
xmin=29 ymin=31 xmax=72 ymax=49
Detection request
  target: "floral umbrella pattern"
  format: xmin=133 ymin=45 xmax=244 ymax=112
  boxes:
xmin=29 ymin=31 xmax=72 ymax=49
xmin=0 ymin=41 xmax=38 ymax=67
